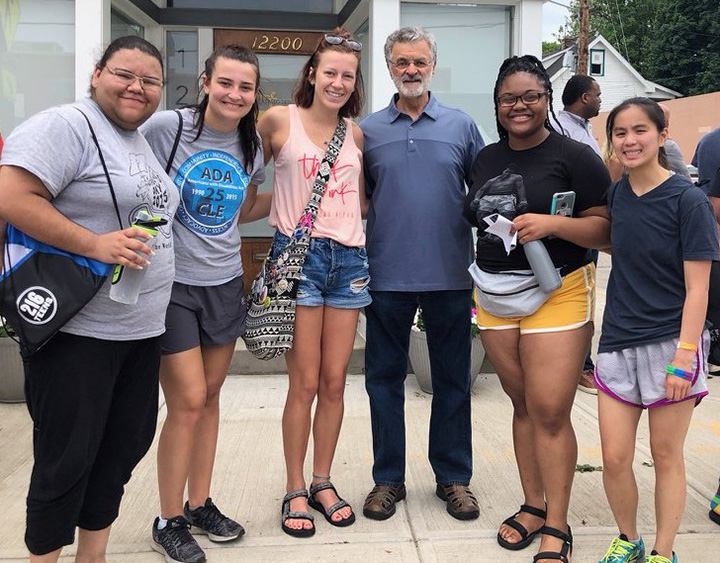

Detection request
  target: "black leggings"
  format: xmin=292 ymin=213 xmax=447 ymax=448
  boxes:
xmin=23 ymin=332 xmax=161 ymax=555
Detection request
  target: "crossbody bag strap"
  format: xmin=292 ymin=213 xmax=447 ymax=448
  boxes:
xmin=74 ymin=107 xmax=124 ymax=229
xmin=165 ymin=109 xmax=184 ymax=174
xmin=292 ymin=118 xmax=347 ymax=237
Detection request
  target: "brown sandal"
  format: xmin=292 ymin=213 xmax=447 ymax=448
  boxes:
xmin=363 ymin=484 xmax=406 ymax=520
xmin=435 ymin=484 xmax=480 ymax=520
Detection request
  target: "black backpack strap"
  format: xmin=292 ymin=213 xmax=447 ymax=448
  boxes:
xmin=165 ymin=109 xmax=183 ymax=174
xmin=74 ymin=107 xmax=124 ymax=229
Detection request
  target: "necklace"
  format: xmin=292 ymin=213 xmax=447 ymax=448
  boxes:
xmin=307 ymin=113 xmax=335 ymax=146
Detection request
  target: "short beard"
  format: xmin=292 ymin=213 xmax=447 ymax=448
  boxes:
xmin=393 ymin=76 xmax=428 ymax=99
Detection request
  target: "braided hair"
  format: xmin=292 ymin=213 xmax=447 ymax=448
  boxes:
xmin=492 ymin=55 xmax=560 ymax=140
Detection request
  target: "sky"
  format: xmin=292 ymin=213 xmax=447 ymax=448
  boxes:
xmin=543 ymin=1 xmax=571 ymax=42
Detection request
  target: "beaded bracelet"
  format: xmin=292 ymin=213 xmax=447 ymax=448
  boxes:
xmin=676 ymin=341 xmax=698 ymax=352
xmin=666 ymin=365 xmax=693 ymax=381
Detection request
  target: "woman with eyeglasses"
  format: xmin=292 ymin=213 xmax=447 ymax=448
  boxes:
xmin=140 ymin=44 xmax=265 ymax=561
xmin=462 ymin=55 xmax=611 ymax=563
xmin=257 ymin=27 xmax=368 ymax=538
xmin=0 ymin=36 xmax=178 ymax=562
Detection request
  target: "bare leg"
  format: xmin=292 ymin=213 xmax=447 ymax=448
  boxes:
xmin=282 ymin=305 xmax=323 ymax=532
xmin=597 ymin=391 xmax=642 ymax=539
xmin=187 ymin=341 xmax=236 ymax=508
xmin=157 ymin=348 xmax=207 ymax=518
xmin=481 ymin=329 xmax=545 ymax=544
xmin=648 ymin=399 xmax=695 ymax=559
xmin=522 ymin=324 xmax=592 ymax=562
xmin=74 ymin=526 xmax=111 ymax=563
xmin=29 ymin=549 xmax=61 ymax=563
xmin=310 ymin=306 xmax=359 ymax=522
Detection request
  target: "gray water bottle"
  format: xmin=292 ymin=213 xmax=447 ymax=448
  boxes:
xmin=523 ymin=240 xmax=562 ymax=293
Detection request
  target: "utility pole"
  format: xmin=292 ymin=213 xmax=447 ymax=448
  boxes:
xmin=577 ymin=0 xmax=589 ymax=74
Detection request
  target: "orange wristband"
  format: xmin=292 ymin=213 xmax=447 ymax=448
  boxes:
xmin=677 ymin=341 xmax=697 ymax=352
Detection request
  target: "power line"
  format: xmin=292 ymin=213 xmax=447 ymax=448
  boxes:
xmin=611 ymin=0 xmax=630 ymax=62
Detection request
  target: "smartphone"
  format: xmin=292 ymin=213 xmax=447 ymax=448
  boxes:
xmin=550 ymin=191 xmax=576 ymax=217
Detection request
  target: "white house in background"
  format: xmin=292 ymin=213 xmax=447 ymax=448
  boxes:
xmin=543 ymin=34 xmax=682 ymax=114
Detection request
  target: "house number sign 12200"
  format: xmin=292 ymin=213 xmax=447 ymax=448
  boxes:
xmin=214 ymin=30 xmax=321 ymax=57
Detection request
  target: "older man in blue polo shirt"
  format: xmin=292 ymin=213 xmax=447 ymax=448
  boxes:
xmin=360 ymin=26 xmax=484 ymax=522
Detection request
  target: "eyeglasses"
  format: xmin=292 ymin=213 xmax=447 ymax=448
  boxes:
xmin=387 ymin=58 xmax=433 ymax=70
xmin=497 ymin=91 xmax=548 ymax=107
xmin=324 ymin=34 xmax=362 ymax=52
xmin=105 ymin=67 xmax=164 ymax=90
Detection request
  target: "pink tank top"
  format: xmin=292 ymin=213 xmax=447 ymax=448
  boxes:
xmin=269 ymin=105 xmax=365 ymax=247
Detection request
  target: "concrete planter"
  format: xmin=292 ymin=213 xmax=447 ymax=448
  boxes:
xmin=408 ymin=328 xmax=485 ymax=394
xmin=0 ymin=337 xmax=25 ymax=403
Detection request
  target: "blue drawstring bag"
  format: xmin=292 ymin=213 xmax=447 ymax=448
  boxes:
xmin=0 ymin=224 xmax=112 ymax=356
xmin=0 ymin=107 xmax=121 ymax=357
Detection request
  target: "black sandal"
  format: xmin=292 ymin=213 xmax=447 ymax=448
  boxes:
xmin=532 ymin=525 xmax=573 ymax=563
xmin=496 ymin=504 xmax=547 ymax=551
xmin=281 ymin=489 xmax=315 ymax=538
xmin=308 ymin=481 xmax=356 ymax=527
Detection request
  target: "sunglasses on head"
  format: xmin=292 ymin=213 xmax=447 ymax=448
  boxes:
xmin=324 ymin=34 xmax=362 ymax=52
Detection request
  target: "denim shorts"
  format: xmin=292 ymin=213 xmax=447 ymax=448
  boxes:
xmin=271 ymin=231 xmax=371 ymax=309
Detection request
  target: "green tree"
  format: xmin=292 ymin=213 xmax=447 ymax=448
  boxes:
xmin=543 ymin=41 xmax=562 ymax=57
xmin=563 ymin=0 xmax=720 ymax=95
xmin=565 ymin=0 xmax=661 ymax=77
xmin=646 ymin=0 xmax=720 ymax=95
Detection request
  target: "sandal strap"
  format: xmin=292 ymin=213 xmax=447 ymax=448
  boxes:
xmin=284 ymin=510 xmax=314 ymax=522
xmin=519 ymin=504 xmax=547 ymax=519
xmin=532 ymin=551 xmax=569 ymax=563
xmin=309 ymin=481 xmax=337 ymax=496
xmin=502 ymin=516 xmax=529 ymax=539
xmin=283 ymin=489 xmax=309 ymax=503
xmin=540 ymin=525 xmax=572 ymax=544
xmin=325 ymin=499 xmax=350 ymax=516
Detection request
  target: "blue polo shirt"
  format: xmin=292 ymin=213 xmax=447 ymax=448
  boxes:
xmin=361 ymin=93 xmax=484 ymax=291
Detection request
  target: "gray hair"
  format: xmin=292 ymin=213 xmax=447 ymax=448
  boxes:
xmin=384 ymin=26 xmax=437 ymax=62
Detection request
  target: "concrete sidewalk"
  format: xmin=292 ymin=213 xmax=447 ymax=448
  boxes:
xmin=1 ymin=255 xmax=718 ymax=562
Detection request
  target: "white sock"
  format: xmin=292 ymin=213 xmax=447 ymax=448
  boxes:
xmin=156 ymin=517 xmax=167 ymax=530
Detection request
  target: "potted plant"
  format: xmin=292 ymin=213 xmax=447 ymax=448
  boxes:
xmin=0 ymin=320 xmax=25 ymax=403
xmin=409 ymin=307 xmax=485 ymax=394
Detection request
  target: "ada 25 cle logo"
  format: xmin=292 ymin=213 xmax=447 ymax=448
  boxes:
xmin=16 ymin=287 xmax=57 ymax=325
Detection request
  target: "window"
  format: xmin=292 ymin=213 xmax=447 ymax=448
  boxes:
xmin=171 ymin=0 xmax=334 ymax=12
xmin=111 ymin=9 xmax=143 ymax=41
xmin=401 ymin=3 xmax=512 ymax=142
xmin=590 ymin=49 xmax=604 ymax=76
xmin=0 ymin=0 xmax=75 ymax=136
xmin=166 ymin=30 xmax=199 ymax=110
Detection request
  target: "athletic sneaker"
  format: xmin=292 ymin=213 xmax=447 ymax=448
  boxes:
xmin=598 ymin=534 xmax=645 ymax=562
xmin=185 ymin=498 xmax=245 ymax=542
xmin=644 ymin=551 xmax=677 ymax=563
xmin=151 ymin=516 xmax=206 ymax=563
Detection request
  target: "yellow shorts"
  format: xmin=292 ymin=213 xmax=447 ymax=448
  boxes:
xmin=475 ymin=262 xmax=596 ymax=334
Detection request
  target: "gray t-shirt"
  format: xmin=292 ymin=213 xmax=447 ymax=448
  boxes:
xmin=141 ymin=108 xmax=265 ymax=286
xmin=1 ymin=98 xmax=179 ymax=340
xmin=664 ymin=139 xmax=690 ymax=178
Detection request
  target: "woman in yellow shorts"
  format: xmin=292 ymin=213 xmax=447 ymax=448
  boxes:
xmin=462 ymin=55 xmax=611 ymax=563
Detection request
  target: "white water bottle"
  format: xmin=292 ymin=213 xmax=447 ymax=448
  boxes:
xmin=523 ymin=240 xmax=562 ymax=293
xmin=108 ymin=213 xmax=165 ymax=305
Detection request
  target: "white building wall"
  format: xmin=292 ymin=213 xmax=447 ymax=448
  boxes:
xmin=596 ymin=49 xmax=650 ymax=110
xmin=368 ymin=0 xmax=401 ymax=112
